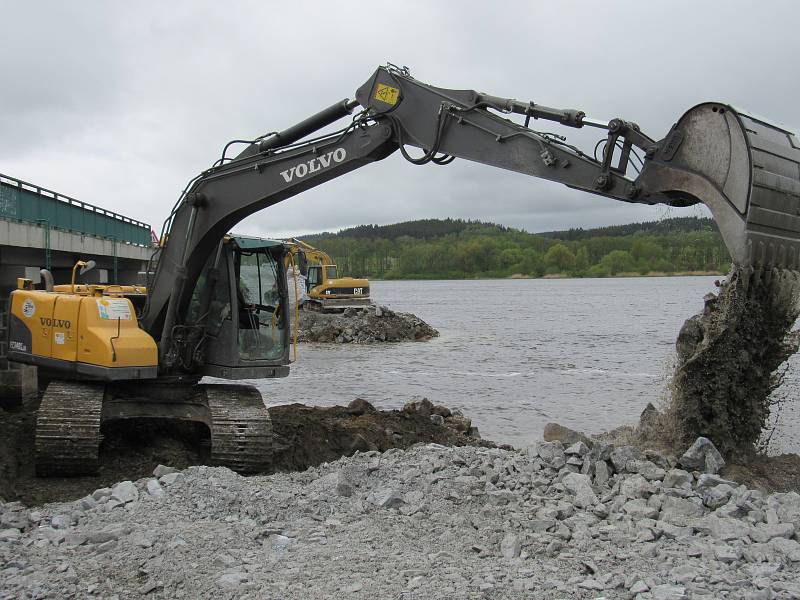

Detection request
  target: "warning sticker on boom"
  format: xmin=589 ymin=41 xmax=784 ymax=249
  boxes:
xmin=374 ymin=83 xmax=400 ymax=106
xmin=97 ymin=298 xmax=131 ymax=320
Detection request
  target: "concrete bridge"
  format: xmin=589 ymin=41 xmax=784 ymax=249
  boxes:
xmin=0 ymin=172 xmax=154 ymax=404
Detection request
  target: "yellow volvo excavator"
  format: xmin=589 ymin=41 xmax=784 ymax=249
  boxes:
xmin=7 ymin=64 xmax=800 ymax=476
xmin=283 ymin=237 xmax=370 ymax=311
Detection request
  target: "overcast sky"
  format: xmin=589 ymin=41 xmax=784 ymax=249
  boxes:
xmin=2 ymin=1 xmax=798 ymax=239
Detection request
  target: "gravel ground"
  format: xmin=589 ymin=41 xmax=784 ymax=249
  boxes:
xmin=2 ymin=437 xmax=800 ymax=599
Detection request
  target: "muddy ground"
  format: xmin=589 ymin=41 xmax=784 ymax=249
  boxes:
xmin=3 ymin=398 xmax=799 ymax=508
xmin=0 ymin=399 xmax=489 ymax=506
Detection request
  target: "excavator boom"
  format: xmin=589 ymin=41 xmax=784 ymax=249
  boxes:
xmin=145 ymin=66 xmax=800 ymax=373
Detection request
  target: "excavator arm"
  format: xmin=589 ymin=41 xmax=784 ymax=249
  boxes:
xmin=143 ymin=64 xmax=800 ymax=369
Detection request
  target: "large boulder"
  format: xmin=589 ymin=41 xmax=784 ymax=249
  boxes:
xmin=542 ymin=423 xmax=592 ymax=447
xmin=679 ymin=437 xmax=725 ymax=474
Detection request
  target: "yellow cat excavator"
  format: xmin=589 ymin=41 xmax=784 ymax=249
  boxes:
xmin=7 ymin=64 xmax=800 ymax=476
xmin=283 ymin=237 xmax=371 ymax=311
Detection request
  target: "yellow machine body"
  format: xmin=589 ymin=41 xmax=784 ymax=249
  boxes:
xmin=283 ymin=238 xmax=371 ymax=310
xmin=7 ymin=286 xmax=158 ymax=380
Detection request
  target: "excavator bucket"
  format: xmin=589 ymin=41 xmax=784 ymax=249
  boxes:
xmin=643 ymin=103 xmax=800 ymax=272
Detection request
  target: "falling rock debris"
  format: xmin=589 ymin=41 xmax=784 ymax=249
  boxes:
xmin=2 ymin=421 xmax=800 ymax=599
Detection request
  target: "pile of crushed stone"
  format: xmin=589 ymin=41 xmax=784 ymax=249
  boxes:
xmin=3 ymin=435 xmax=799 ymax=599
xmin=668 ymin=267 xmax=800 ymax=456
xmin=296 ymin=304 xmax=438 ymax=343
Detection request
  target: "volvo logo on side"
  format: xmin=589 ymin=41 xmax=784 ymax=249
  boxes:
xmin=279 ymin=148 xmax=347 ymax=183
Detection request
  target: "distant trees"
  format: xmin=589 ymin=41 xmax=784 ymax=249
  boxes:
xmin=303 ymin=217 xmax=730 ymax=280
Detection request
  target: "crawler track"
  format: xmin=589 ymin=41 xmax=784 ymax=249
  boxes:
xmin=204 ymin=384 xmax=272 ymax=474
xmin=35 ymin=380 xmax=105 ymax=476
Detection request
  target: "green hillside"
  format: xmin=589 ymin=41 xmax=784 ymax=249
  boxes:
xmin=302 ymin=217 xmax=730 ymax=280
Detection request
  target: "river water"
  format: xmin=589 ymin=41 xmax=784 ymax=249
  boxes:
xmin=248 ymin=277 xmax=800 ymax=453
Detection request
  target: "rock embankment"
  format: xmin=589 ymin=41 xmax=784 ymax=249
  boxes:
xmin=3 ymin=435 xmax=799 ymax=598
xmin=297 ymin=304 xmax=438 ymax=343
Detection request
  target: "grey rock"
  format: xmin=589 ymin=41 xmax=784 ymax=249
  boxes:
xmin=660 ymin=496 xmax=706 ymax=526
xmin=620 ymin=474 xmax=655 ymax=499
xmin=769 ymin=536 xmax=800 ymax=561
xmin=696 ymin=515 xmax=750 ymax=541
xmin=775 ymin=491 xmax=800 ymax=529
xmin=537 ymin=441 xmax=566 ymax=468
xmin=39 ymin=527 xmax=66 ymax=545
xmin=91 ymin=488 xmax=112 ymax=501
xmin=594 ymin=461 xmax=611 ymax=486
xmin=695 ymin=473 xmax=735 ymax=490
xmin=656 ymin=521 xmax=693 ymax=540
xmin=217 ymin=572 xmax=249 ymax=588
xmin=749 ymin=522 xmax=795 ymax=543
xmin=152 ymin=464 xmax=178 ymax=478
xmin=668 ymin=565 xmax=697 ymax=584
xmin=577 ymin=578 xmax=604 ymax=591
xmin=0 ymin=512 xmax=28 ymax=530
xmin=96 ymin=539 xmax=118 ymax=554
xmin=542 ymin=423 xmax=591 ymax=447
xmin=651 ymin=583 xmax=688 ymax=599
xmin=702 ymin=483 xmax=735 ymax=509
xmin=679 ymin=437 xmax=725 ymax=474
xmin=159 ymin=472 xmax=185 ymax=486
xmin=64 ymin=532 xmax=87 ymax=546
xmin=564 ymin=441 xmax=590 ymax=456
xmin=50 ymin=515 xmax=71 ymax=529
xmin=628 ymin=460 xmax=666 ymax=481
xmin=630 ymin=580 xmax=650 ymax=594
xmin=370 ymin=488 xmax=404 ymax=509
xmin=78 ymin=496 xmax=97 ymax=511
xmin=563 ymin=473 xmax=597 ymax=509
xmin=429 ymin=414 xmax=445 ymax=426
xmin=623 ymin=499 xmax=659 ymax=520
xmin=110 ymin=481 xmax=138 ymax=504
xmin=0 ymin=528 xmax=20 ymax=541
xmin=145 ymin=479 xmax=165 ymax=498
xmin=335 ymin=472 xmax=355 ymax=497
xmin=86 ymin=526 xmax=128 ymax=544
xmin=500 ymin=533 xmax=521 ymax=559
xmin=610 ymin=445 xmax=643 ymax=473
xmin=713 ymin=543 xmax=742 ymax=562
xmin=663 ymin=469 xmax=693 ymax=489
xmin=129 ymin=531 xmax=156 ymax=548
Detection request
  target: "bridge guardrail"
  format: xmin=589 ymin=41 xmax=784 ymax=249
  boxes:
xmin=0 ymin=173 xmax=152 ymax=247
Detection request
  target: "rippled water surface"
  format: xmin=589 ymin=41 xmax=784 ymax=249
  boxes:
xmin=244 ymin=277 xmax=799 ymax=452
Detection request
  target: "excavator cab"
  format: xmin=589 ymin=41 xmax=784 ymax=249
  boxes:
xmin=186 ymin=236 xmax=291 ymax=379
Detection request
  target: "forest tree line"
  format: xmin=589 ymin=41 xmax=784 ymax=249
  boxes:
xmin=302 ymin=217 xmax=731 ymax=279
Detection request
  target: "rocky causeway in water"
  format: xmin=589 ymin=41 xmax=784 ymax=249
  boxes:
xmin=295 ymin=304 xmax=438 ymax=344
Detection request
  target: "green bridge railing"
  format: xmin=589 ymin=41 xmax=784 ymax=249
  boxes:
xmin=0 ymin=173 xmax=152 ymax=247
